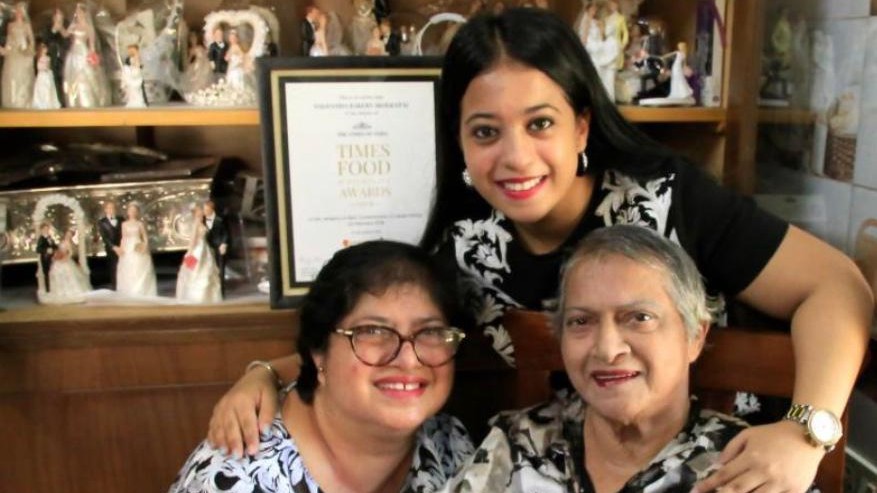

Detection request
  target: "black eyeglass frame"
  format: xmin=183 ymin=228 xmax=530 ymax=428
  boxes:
xmin=333 ymin=325 xmax=466 ymax=367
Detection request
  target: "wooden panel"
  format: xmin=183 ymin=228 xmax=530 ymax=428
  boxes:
xmin=0 ymin=108 xmax=259 ymax=128
xmin=0 ymin=304 xmax=297 ymax=493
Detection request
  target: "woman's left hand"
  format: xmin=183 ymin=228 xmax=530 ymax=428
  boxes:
xmin=693 ymin=420 xmax=824 ymax=493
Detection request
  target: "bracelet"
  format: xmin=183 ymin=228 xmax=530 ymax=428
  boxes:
xmin=245 ymin=360 xmax=283 ymax=390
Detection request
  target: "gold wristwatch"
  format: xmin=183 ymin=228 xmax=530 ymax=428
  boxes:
xmin=783 ymin=403 xmax=843 ymax=452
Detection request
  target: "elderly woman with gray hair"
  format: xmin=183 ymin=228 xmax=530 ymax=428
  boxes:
xmin=442 ymin=225 xmax=820 ymax=492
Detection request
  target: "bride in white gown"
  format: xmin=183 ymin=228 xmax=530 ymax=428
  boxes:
xmin=44 ymin=229 xmax=92 ymax=304
xmin=116 ymin=202 xmax=158 ymax=297
xmin=176 ymin=205 xmax=222 ymax=303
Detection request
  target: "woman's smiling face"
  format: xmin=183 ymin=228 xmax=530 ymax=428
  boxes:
xmin=459 ymin=59 xmax=590 ymax=228
xmin=559 ymin=254 xmax=707 ymax=426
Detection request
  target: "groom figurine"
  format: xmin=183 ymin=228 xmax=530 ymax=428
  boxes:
xmin=204 ymin=200 xmax=229 ymax=296
xmin=36 ymin=222 xmax=57 ymax=292
xmin=98 ymin=201 xmax=124 ymax=289
xmin=208 ymin=26 xmax=229 ymax=76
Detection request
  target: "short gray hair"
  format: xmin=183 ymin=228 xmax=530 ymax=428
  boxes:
xmin=556 ymin=225 xmax=710 ymax=339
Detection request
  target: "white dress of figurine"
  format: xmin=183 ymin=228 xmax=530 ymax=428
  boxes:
xmin=61 ymin=3 xmax=111 ymax=108
xmin=46 ymin=230 xmax=92 ymax=304
xmin=181 ymin=32 xmax=213 ymax=95
xmin=121 ymin=44 xmax=147 ymax=107
xmin=349 ymin=0 xmax=377 ymax=55
xmin=586 ymin=19 xmax=621 ymax=101
xmin=32 ymin=43 xmax=62 ymax=109
xmin=640 ymin=41 xmax=695 ymax=106
xmin=224 ymin=30 xmax=249 ymax=91
xmin=116 ymin=202 xmax=158 ymax=298
xmin=604 ymin=0 xmax=628 ymax=70
xmin=1 ymin=2 xmax=36 ymax=108
xmin=175 ymin=205 xmax=222 ymax=304
xmin=309 ymin=12 xmax=329 ymax=57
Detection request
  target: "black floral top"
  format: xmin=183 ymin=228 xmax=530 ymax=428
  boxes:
xmin=439 ymin=161 xmax=788 ymax=369
xmin=169 ymin=413 xmax=474 ymax=493
xmin=441 ymin=391 xmax=752 ymax=493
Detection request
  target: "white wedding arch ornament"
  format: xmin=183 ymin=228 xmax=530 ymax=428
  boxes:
xmin=32 ymin=194 xmax=90 ymax=302
xmin=414 ymin=12 xmax=466 ymax=56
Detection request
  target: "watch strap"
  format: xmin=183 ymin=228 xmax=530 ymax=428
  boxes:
xmin=783 ymin=403 xmax=813 ymax=425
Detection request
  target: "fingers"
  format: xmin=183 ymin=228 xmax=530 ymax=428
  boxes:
xmin=239 ymin=402 xmax=262 ymax=457
xmin=695 ymin=455 xmax=748 ymax=493
xmin=253 ymin=391 xmax=279 ymax=454
xmin=223 ymin=407 xmax=247 ymax=459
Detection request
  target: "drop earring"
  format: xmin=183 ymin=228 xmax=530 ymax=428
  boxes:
xmin=577 ymin=150 xmax=589 ymax=176
xmin=462 ymin=169 xmax=473 ymax=187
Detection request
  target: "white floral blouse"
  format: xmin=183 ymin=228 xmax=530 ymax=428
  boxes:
xmin=440 ymin=391 xmax=753 ymax=493
xmin=169 ymin=412 xmax=474 ymax=493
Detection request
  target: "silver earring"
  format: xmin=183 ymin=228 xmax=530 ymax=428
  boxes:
xmin=317 ymin=366 xmax=324 ymax=373
xmin=462 ymin=169 xmax=473 ymax=187
xmin=577 ymin=150 xmax=589 ymax=176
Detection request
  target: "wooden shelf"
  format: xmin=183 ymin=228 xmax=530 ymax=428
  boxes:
xmin=0 ymin=106 xmax=259 ymax=128
xmin=0 ymin=105 xmax=725 ymax=128
xmin=619 ymin=106 xmax=726 ymax=123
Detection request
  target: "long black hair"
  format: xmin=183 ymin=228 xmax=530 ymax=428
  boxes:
xmin=296 ymin=240 xmax=473 ymax=403
xmin=420 ymin=8 xmax=675 ymax=250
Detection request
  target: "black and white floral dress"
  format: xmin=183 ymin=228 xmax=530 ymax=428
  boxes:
xmin=169 ymin=412 xmax=474 ymax=493
xmin=438 ymin=159 xmax=788 ymax=372
xmin=440 ymin=391 xmax=751 ymax=493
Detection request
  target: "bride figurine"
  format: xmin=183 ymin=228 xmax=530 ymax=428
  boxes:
xmin=121 ymin=44 xmax=147 ymax=107
xmin=181 ymin=31 xmax=212 ymax=95
xmin=32 ymin=42 xmax=61 ymax=109
xmin=116 ymin=202 xmax=158 ymax=297
xmin=45 ymin=229 xmax=92 ymax=303
xmin=175 ymin=204 xmax=222 ymax=303
xmin=224 ymin=29 xmax=250 ymax=91
xmin=1 ymin=2 xmax=35 ymax=108
xmin=61 ymin=3 xmax=111 ymax=108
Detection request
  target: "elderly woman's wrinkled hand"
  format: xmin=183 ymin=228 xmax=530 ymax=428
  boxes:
xmin=693 ymin=420 xmax=824 ymax=493
xmin=206 ymin=367 xmax=279 ymax=458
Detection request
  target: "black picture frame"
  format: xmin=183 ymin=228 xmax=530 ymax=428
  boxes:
xmin=258 ymin=56 xmax=443 ymax=309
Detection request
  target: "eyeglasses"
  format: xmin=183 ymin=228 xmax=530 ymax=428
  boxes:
xmin=333 ymin=325 xmax=466 ymax=367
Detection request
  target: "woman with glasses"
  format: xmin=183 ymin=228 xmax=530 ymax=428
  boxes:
xmin=169 ymin=240 xmax=474 ymax=493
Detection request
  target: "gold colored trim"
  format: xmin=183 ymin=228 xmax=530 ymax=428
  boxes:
xmin=268 ymin=67 xmax=440 ymax=297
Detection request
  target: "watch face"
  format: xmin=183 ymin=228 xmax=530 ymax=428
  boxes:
xmin=809 ymin=410 xmax=840 ymax=444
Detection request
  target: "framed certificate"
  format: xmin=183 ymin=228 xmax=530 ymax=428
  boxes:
xmin=259 ymin=56 xmax=443 ymax=308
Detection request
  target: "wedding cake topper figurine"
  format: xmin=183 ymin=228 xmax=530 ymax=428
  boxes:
xmin=639 ymin=41 xmax=696 ymax=106
xmin=176 ymin=204 xmax=222 ymax=303
xmin=35 ymin=222 xmax=57 ymax=293
xmin=116 ymin=202 xmax=158 ymax=298
xmin=32 ymin=42 xmax=62 ymax=109
xmin=203 ymin=200 xmax=229 ymax=296
xmin=0 ymin=2 xmax=35 ymax=108
xmin=122 ymin=44 xmax=148 ymax=107
xmin=98 ymin=201 xmax=124 ymax=289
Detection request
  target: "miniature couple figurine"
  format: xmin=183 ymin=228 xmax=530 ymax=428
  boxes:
xmin=98 ymin=201 xmax=157 ymax=298
xmin=175 ymin=202 xmax=224 ymax=303
xmin=98 ymin=200 xmax=226 ymax=303
xmin=35 ymin=223 xmax=92 ymax=304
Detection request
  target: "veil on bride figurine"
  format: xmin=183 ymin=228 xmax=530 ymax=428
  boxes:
xmin=176 ymin=204 xmax=222 ymax=304
xmin=1 ymin=2 xmax=35 ymax=108
xmin=116 ymin=202 xmax=158 ymax=298
xmin=639 ymin=41 xmax=696 ymax=106
xmin=60 ymin=2 xmax=111 ymax=107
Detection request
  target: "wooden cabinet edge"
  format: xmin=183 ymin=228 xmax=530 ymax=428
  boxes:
xmin=0 ymin=106 xmax=725 ymax=128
